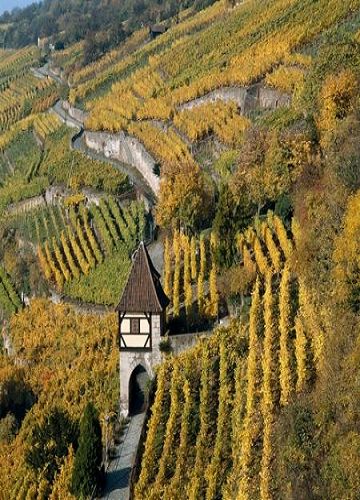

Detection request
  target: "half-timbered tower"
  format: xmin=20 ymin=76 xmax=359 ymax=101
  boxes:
xmin=116 ymin=241 xmax=169 ymax=416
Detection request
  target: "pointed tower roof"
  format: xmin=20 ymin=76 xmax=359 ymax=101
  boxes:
xmin=116 ymin=242 xmax=170 ymax=313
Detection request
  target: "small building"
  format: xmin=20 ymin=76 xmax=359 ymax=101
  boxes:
xmin=37 ymin=36 xmax=49 ymax=50
xmin=149 ymin=24 xmax=168 ymax=39
xmin=116 ymin=241 xmax=169 ymax=416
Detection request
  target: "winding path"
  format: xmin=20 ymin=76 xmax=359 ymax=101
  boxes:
xmin=36 ymin=63 xmax=290 ymax=213
xmin=51 ymin=101 xmax=157 ymax=205
xmin=31 ymin=63 xmax=64 ymax=86
xmin=33 ymin=64 xmax=158 ymax=204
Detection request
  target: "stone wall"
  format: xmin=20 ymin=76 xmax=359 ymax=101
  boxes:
xmin=2 ymin=327 xmax=15 ymax=356
xmin=62 ymin=101 xmax=88 ymax=123
xmin=45 ymin=185 xmax=71 ymax=204
xmin=258 ymin=86 xmax=291 ymax=109
xmin=170 ymin=331 xmax=211 ymax=355
xmin=119 ymin=329 xmax=210 ymax=417
xmin=7 ymin=195 xmax=46 ymax=215
xmin=5 ymin=185 xmax=112 ymax=216
xmin=179 ymin=86 xmax=249 ymax=112
xmin=119 ymin=314 xmax=163 ymax=417
xmin=84 ymin=130 xmax=160 ymax=196
xmin=178 ymin=84 xmax=290 ymax=115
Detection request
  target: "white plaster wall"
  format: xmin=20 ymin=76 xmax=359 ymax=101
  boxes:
xmin=121 ymin=335 xmax=150 ymax=348
xmin=119 ymin=314 xmax=163 ymax=417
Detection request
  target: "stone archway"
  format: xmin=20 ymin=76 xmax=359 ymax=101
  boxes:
xmin=128 ymin=365 xmax=150 ymax=415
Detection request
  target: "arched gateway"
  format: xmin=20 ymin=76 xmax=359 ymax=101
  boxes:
xmin=116 ymin=242 xmax=169 ymax=417
xmin=128 ymin=365 xmax=150 ymax=415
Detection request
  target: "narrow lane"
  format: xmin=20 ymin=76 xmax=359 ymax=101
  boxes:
xmin=98 ymin=413 xmax=145 ymax=500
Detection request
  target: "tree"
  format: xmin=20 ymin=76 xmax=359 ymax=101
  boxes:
xmin=260 ymin=273 xmax=276 ymax=500
xmin=333 ymin=190 xmax=360 ymax=312
xmin=213 ymin=183 xmax=248 ymax=267
xmin=26 ymin=407 xmax=78 ymax=483
xmin=183 ymin=235 xmax=192 ymax=316
xmin=82 ymin=33 xmax=99 ymax=66
xmin=50 ymin=446 xmax=76 ymax=500
xmin=218 ymin=263 xmax=255 ymax=314
xmin=294 ymin=315 xmax=307 ymax=393
xmin=207 ymin=264 xmax=219 ymax=319
xmin=0 ymin=413 xmax=17 ymax=444
xmin=318 ymin=69 xmax=358 ymax=147
xmin=135 ymin=363 xmax=169 ymax=496
xmin=205 ymin=336 xmax=233 ymax=498
xmin=54 ymin=40 xmax=65 ymax=51
xmin=0 ymin=367 xmax=34 ymax=422
xmin=157 ymin=162 xmax=213 ymax=230
xmin=132 ymin=0 xmax=146 ymax=16
xmin=71 ymin=403 xmax=102 ymax=498
xmin=197 ymin=235 xmax=206 ymax=315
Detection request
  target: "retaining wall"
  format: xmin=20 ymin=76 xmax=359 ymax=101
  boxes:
xmin=84 ymin=130 xmax=160 ymax=195
xmin=62 ymin=101 xmax=88 ymax=123
xmin=179 ymin=84 xmax=290 ymax=114
xmin=170 ymin=330 xmax=212 ymax=355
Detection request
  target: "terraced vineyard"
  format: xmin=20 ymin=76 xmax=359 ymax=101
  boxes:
xmin=134 ymin=214 xmax=322 ymax=499
xmin=37 ymin=199 xmax=146 ymax=304
xmin=0 ymin=47 xmax=60 ymax=131
xmin=0 ymin=266 xmax=21 ymax=319
xmin=33 ymin=112 xmax=62 ymax=143
xmin=74 ymin=0 xmax=354 ymax=136
xmin=162 ymin=231 xmax=219 ymax=322
xmin=173 ymin=102 xmax=250 ymax=145
xmin=54 ymin=0 xmax=360 ymax=233
xmin=0 ymin=0 xmax=359 ymax=498
xmin=0 ymin=46 xmax=39 ymax=90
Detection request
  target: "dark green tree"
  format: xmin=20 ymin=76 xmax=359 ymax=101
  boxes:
xmin=71 ymin=402 xmax=103 ymax=498
xmin=26 ymin=407 xmax=78 ymax=482
xmin=213 ymin=183 xmax=252 ymax=267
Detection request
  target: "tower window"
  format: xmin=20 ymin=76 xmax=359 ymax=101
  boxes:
xmin=130 ymin=318 xmax=140 ymax=334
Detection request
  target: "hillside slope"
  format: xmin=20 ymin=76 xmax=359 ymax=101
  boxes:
xmin=0 ymin=0 xmax=217 ymax=53
xmin=0 ymin=0 xmax=359 ymax=498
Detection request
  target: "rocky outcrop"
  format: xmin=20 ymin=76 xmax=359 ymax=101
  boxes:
xmin=84 ymin=130 xmax=160 ymax=195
